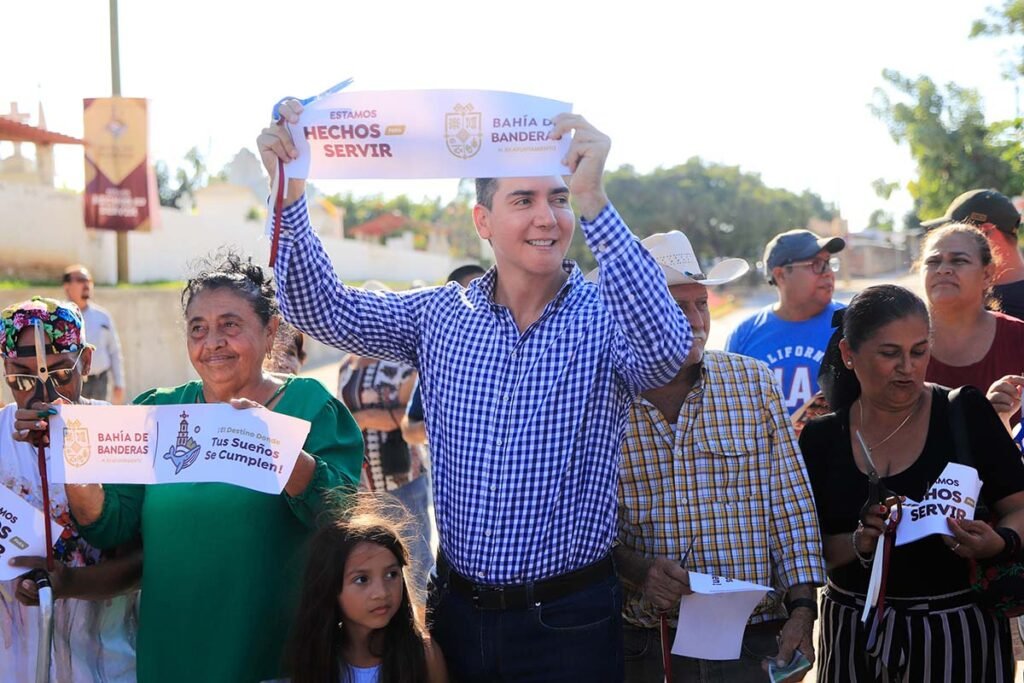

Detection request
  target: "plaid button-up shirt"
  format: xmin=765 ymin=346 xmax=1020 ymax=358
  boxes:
xmin=275 ymin=197 xmax=692 ymax=584
xmin=618 ymin=350 xmax=825 ymax=627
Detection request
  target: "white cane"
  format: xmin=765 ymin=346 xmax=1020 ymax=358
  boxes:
xmin=33 ymin=571 xmax=54 ymax=683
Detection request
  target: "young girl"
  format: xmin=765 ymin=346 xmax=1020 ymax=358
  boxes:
xmin=289 ymin=498 xmax=447 ymax=683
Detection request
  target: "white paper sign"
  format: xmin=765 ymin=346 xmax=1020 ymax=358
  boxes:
xmin=0 ymin=485 xmax=64 ymax=581
xmin=49 ymin=404 xmax=311 ymax=494
xmin=284 ymin=89 xmax=572 ymax=180
xmin=895 ymin=463 xmax=982 ymax=546
xmin=672 ymin=572 xmax=772 ymax=660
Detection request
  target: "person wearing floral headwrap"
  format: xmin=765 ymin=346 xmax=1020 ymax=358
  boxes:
xmin=0 ymin=296 xmax=140 ymax=683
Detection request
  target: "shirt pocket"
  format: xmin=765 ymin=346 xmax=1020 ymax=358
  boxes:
xmin=689 ymin=434 xmax=764 ymax=506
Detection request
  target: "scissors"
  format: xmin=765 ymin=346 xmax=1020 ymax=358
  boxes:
xmin=679 ymin=536 xmax=697 ymax=569
xmin=30 ymin=320 xmax=60 ymax=406
xmin=270 ymin=77 xmax=354 ymax=122
xmin=855 ymin=430 xmax=903 ymax=525
xmin=30 ymin=320 xmax=59 ymax=573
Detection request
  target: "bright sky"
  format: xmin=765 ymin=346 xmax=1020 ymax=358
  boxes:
xmin=4 ymin=0 xmax=1021 ymax=234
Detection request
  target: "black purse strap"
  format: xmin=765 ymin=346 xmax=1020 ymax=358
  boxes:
xmin=948 ymin=387 xmax=993 ymax=520
xmin=947 ymin=387 xmax=974 ymax=469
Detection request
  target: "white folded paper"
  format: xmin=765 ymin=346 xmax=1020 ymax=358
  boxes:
xmin=896 ymin=463 xmax=982 ymax=546
xmin=672 ymin=572 xmax=772 ymax=660
xmin=0 ymin=485 xmax=64 ymax=581
xmin=49 ymin=404 xmax=311 ymax=494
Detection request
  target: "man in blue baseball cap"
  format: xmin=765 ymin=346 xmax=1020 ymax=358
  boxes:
xmin=725 ymin=229 xmax=845 ymax=416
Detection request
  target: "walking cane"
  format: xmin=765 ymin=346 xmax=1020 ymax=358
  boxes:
xmin=30 ymin=320 xmax=61 ymax=683
xmin=31 ymin=570 xmax=54 ymax=683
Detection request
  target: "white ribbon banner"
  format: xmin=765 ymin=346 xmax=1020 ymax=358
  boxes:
xmin=0 ymin=485 xmax=64 ymax=580
xmin=49 ymin=404 xmax=311 ymax=494
xmin=896 ymin=462 xmax=982 ymax=546
xmin=284 ymin=89 xmax=572 ymax=180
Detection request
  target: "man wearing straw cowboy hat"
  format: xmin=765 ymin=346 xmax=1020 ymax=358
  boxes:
xmin=0 ymin=296 xmax=139 ymax=683
xmin=601 ymin=233 xmax=826 ymax=682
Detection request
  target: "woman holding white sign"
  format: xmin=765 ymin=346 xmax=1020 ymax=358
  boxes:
xmin=800 ymin=284 xmax=1024 ymax=682
xmin=1 ymin=296 xmax=139 ymax=683
xmin=64 ymin=254 xmax=365 ymax=683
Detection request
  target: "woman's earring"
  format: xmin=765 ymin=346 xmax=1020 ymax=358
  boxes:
xmin=337 ymin=619 xmax=343 ymax=630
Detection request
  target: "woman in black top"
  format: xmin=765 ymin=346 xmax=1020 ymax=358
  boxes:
xmin=800 ymin=284 xmax=1024 ymax=682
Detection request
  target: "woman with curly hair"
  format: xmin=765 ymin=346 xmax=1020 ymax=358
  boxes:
xmin=64 ymin=251 xmax=365 ymax=682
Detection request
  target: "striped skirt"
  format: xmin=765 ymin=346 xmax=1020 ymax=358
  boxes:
xmin=818 ymin=582 xmax=1014 ymax=682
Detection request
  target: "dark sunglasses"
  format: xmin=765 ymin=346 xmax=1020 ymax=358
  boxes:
xmin=4 ymin=350 xmax=84 ymax=392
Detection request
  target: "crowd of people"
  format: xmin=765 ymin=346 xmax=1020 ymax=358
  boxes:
xmin=4 ymin=99 xmax=1024 ymax=683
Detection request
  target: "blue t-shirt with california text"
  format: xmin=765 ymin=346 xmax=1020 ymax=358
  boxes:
xmin=725 ymin=300 xmax=844 ymax=415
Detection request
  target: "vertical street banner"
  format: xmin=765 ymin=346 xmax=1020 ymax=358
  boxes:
xmin=83 ymin=97 xmax=155 ymax=231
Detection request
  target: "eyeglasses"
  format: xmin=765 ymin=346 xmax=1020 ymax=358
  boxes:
xmin=786 ymin=256 xmax=840 ymax=275
xmin=3 ymin=350 xmax=85 ymax=392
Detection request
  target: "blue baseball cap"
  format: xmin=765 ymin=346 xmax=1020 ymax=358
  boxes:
xmin=763 ymin=229 xmax=845 ymax=283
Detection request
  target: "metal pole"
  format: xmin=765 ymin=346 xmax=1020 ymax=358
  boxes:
xmin=110 ymin=0 xmax=129 ymax=284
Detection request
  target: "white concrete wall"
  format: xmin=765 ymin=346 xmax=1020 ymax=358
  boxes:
xmin=0 ymin=182 xmax=117 ymax=282
xmin=0 ymin=182 xmax=455 ymax=284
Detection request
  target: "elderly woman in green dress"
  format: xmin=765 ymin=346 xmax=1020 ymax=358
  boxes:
xmin=61 ymin=252 xmax=364 ymax=683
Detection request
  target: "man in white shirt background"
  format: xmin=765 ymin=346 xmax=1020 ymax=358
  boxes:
xmin=61 ymin=264 xmax=126 ymax=404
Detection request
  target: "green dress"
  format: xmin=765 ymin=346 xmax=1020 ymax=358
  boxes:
xmin=77 ymin=377 xmax=363 ymax=683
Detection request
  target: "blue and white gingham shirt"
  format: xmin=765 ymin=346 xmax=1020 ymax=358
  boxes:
xmin=275 ymin=197 xmax=692 ymax=584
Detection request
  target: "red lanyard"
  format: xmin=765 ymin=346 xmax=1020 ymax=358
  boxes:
xmin=660 ymin=615 xmax=673 ymax=682
xmin=268 ymin=157 xmax=286 ymax=268
xmin=36 ymin=443 xmax=54 ymax=572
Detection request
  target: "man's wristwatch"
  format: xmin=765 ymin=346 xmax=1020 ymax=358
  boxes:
xmin=785 ymin=597 xmax=818 ymax=621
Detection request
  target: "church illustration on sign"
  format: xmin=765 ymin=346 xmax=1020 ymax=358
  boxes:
xmin=163 ymin=410 xmax=202 ymax=475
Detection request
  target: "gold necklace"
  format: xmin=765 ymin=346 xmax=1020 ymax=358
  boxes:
xmin=857 ymin=394 xmax=922 ymax=451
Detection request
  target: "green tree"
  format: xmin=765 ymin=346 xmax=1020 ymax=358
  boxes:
xmin=566 ymin=159 xmax=835 ymax=272
xmin=324 ymin=180 xmax=483 ymax=259
xmin=971 ymin=1 xmax=1024 ymax=77
xmin=871 ymin=69 xmax=1024 ymax=222
xmin=154 ymin=146 xmax=208 ymax=209
xmin=866 ymin=209 xmax=895 ymax=233
xmin=439 ymin=179 xmax=484 ymax=261
xmin=871 ymin=178 xmax=900 ymax=201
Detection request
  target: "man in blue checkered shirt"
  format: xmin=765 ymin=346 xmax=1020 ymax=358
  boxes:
xmin=258 ymin=100 xmax=693 ymax=682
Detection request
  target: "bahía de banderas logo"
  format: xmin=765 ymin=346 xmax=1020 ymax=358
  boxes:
xmin=445 ymin=103 xmax=482 ymax=160
xmin=164 ymin=411 xmax=201 ymax=474
xmin=63 ymin=419 xmax=91 ymax=467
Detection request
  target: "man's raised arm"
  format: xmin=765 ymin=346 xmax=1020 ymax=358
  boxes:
xmin=551 ymin=113 xmax=692 ymax=391
xmin=256 ymin=99 xmax=423 ymax=364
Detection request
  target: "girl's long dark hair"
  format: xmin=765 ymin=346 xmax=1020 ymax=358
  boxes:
xmin=819 ymin=284 xmax=929 ymax=411
xmin=288 ymin=496 xmax=429 ymax=683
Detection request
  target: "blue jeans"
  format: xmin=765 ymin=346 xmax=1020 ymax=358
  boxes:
xmin=389 ymin=472 xmax=434 ymax=598
xmin=428 ymin=568 xmax=624 ymax=682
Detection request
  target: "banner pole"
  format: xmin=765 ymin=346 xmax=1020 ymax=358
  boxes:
xmin=109 ymin=0 xmax=130 ymax=284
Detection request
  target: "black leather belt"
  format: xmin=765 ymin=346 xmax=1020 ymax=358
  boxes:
xmin=439 ymin=553 xmax=615 ymax=610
